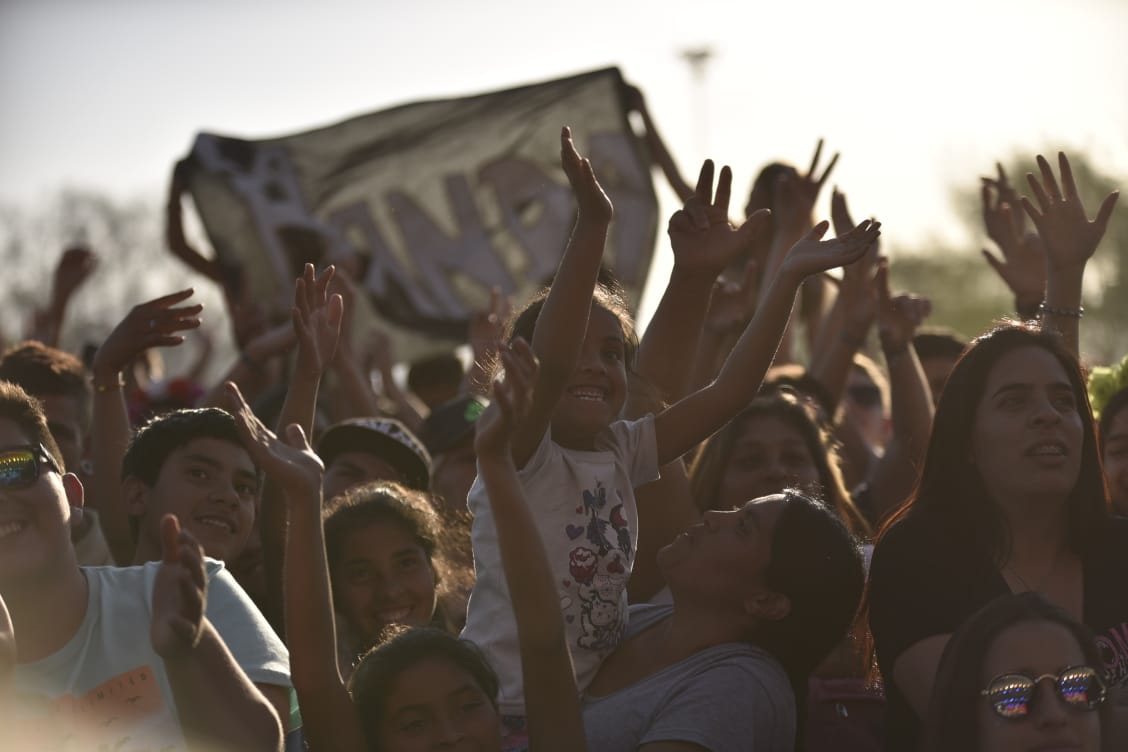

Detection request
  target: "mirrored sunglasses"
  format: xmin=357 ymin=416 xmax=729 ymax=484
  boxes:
xmin=0 ymin=445 xmax=62 ymax=490
xmin=981 ymin=665 xmax=1107 ymax=720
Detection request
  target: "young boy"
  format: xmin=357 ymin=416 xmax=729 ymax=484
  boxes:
xmin=0 ymin=381 xmax=287 ymax=750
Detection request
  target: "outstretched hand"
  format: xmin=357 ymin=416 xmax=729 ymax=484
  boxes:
xmin=223 ymin=382 xmax=324 ymax=501
xmin=293 ymin=264 xmax=344 ymax=379
xmin=151 ymin=514 xmax=207 ymax=658
xmin=561 ymin=126 xmax=613 ymax=225
xmin=980 ymin=164 xmax=1046 ymax=310
xmin=475 ymin=338 xmax=538 ymax=460
xmin=875 ymin=261 xmax=931 ymax=354
xmin=52 ymin=245 xmax=98 ymax=307
xmin=668 ymin=160 xmax=771 ymax=276
xmin=1021 ymin=152 xmax=1119 ymax=274
xmin=831 ymin=188 xmax=883 ymax=329
xmin=778 ymin=219 xmax=881 ymax=285
xmin=92 ymin=289 xmax=202 ymax=384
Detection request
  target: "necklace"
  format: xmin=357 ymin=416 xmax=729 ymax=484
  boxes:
xmin=1003 ymin=545 xmax=1066 ymax=594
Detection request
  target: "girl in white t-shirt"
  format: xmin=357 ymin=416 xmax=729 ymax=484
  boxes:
xmin=460 ymin=126 xmax=882 ymax=748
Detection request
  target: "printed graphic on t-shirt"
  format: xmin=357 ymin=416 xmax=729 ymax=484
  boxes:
xmin=1096 ymin=621 xmax=1128 ymax=688
xmin=560 ymin=481 xmax=632 ymax=652
xmin=13 ymin=666 xmax=183 ymax=751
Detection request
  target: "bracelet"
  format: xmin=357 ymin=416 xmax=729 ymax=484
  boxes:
xmin=1038 ymin=302 xmax=1084 ymax=319
xmin=93 ymin=372 xmax=125 ymax=393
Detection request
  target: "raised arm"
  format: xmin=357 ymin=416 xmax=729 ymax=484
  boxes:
xmin=475 ymin=341 xmax=587 ymax=752
xmin=634 ymin=160 xmax=770 ymax=407
xmin=26 ymin=246 xmax=98 ymax=347
xmin=979 ymin=162 xmax=1046 ymax=320
xmin=151 ymin=514 xmax=283 ymax=752
xmin=226 ymin=384 xmax=366 ymax=752
xmin=623 ymin=83 xmax=695 ymax=202
xmin=1021 ymin=152 xmax=1119 ymax=357
xmin=510 ymin=127 xmax=613 ymax=467
xmin=655 ymin=219 xmax=880 ymax=464
xmin=91 ymin=289 xmax=202 ymax=565
xmin=865 ymin=263 xmax=935 ymax=520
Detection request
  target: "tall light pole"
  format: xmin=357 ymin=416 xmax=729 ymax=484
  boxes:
xmin=681 ymin=46 xmax=713 ymax=160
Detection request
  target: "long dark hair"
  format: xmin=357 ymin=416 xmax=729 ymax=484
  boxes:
xmin=688 ymin=392 xmax=871 ymax=537
xmin=878 ymin=321 xmax=1109 ymax=564
xmin=923 ymin=592 xmax=1107 ymax=752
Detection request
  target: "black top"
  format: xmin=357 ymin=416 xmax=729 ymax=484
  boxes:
xmin=868 ymin=514 xmax=1128 ymax=751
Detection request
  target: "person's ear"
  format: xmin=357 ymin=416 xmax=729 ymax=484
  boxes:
xmin=744 ymin=591 xmax=791 ymax=623
xmin=62 ymin=472 xmax=85 ymax=530
xmin=122 ymin=476 xmax=149 ymax=520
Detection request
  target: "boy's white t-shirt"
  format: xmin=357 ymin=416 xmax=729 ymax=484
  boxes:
xmin=461 ymin=415 xmax=660 ymax=715
xmin=10 ymin=559 xmax=290 ymax=751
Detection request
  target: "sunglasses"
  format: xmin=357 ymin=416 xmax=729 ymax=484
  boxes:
xmin=0 ymin=444 xmax=62 ymax=490
xmin=981 ymin=665 xmax=1107 ymax=720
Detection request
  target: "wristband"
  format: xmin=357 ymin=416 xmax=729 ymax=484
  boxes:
xmin=1038 ymin=302 xmax=1084 ymax=319
xmin=93 ymin=372 xmax=125 ymax=393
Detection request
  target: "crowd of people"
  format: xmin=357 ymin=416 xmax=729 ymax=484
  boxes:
xmin=1 ymin=83 xmax=1126 ymax=752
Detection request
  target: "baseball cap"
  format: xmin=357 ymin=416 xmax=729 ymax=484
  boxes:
xmin=316 ymin=417 xmax=431 ymax=491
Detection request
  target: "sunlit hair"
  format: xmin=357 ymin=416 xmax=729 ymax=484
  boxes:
xmin=122 ymin=407 xmax=247 ymax=485
xmin=0 ymin=380 xmax=65 ymax=471
xmin=323 ymin=481 xmax=460 ymax=641
xmin=349 ymin=627 xmax=499 ymax=749
xmin=923 ymin=592 xmax=1107 ymax=752
xmin=505 ymin=282 xmax=637 ymax=366
xmin=877 ymin=321 xmax=1109 ymax=563
xmin=688 ymin=391 xmax=871 ymax=537
xmin=0 ymin=341 xmax=91 ymax=426
xmin=754 ymin=491 xmax=866 ymax=708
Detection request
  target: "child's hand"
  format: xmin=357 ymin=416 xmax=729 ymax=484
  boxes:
xmin=223 ymin=382 xmax=325 ymax=502
xmin=151 ymin=515 xmax=207 ymax=658
xmin=293 ymin=263 xmax=344 ymax=379
xmin=560 ymin=126 xmax=613 ymax=225
xmin=777 ymin=219 xmax=881 ymax=286
xmin=475 ymin=338 xmax=538 ymax=459
xmin=668 ymin=160 xmax=771 ymax=277
xmin=92 ymin=289 xmax=202 ymax=386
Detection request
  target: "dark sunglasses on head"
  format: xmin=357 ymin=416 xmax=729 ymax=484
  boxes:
xmin=981 ymin=665 xmax=1107 ymax=720
xmin=0 ymin=444 xmax=62 ymax=490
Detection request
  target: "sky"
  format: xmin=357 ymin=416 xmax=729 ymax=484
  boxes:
xmin=2 ymin=0 xmax=1127 ymax=324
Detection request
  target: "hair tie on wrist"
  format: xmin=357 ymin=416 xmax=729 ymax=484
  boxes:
xmin=1038 ymin=302 xmax=1084 ymax=319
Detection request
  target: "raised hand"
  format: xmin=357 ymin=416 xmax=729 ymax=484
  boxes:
xmin=51 ymin=245 xmax=98 ymax=307
xmin=668 ymin=160 xmax=772 ymax=276
xmin=773 ymin=139 xmax=839 ymax=235
xmin=875 ymin=261 xmax=931 ymax=354
xmin=831 ymin=189 xmax=883 ymax=330
xmin=151 ymin=514 xmax=207 ymax=658
xmin=1021 ymin=152 xmax=1120 ymax=274
xmin=92 ymin=289 xmax=202 ymax=385
xmin=979 ymin=162 xmax=1046 ymax=311
xmin=468 ymin=286 xmax=512 ymax=365
xmin=778 ymin=219 xmax=881 ymax=285
xmin=293 ymin=264 xmax=344 ymax=379
xmin=224 ymin=381 xmax=324 ymax=501
xmin=561 ymin=126 xmax=613 ymax=225
xmin=475 ymin=338 xmax=538 ymax=460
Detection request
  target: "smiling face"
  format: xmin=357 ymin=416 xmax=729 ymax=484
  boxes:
xmin=660 ymin=495 xmax=788 ymax=613
xmin=716 ymin=415 xmax=822 ymax=512
xmin=551 ymin=305 xmax=629 ymax=450
xmin=126 ymin=437 xmax=257 ymax=564
xmin=977 ymin=620 xmax=1101 ymax=752
xmin=1102 ymin=407 xmax=1128 ymax=516
xmin=376 ymin=656 xmax=501 ymax=752
xmin=970 ymin=346 xmax=1085 ymax=510
xmin=332 ymin=521 xmax=438 ymax=645
xmin=0 ymin=418 xmax=82 ymax=587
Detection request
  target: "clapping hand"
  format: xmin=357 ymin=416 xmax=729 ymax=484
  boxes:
xmin=151 ymin=515 xmax=207 ymax=658
xmin=561 ymin=126 xmax=613 ymax=225
xmin=293 ymin=264 xmax=344 ymax=379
